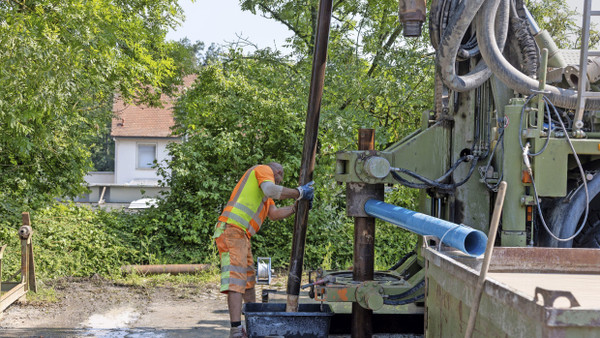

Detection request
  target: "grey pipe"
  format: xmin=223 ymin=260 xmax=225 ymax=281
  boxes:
xmin=436 ymin=0 xmax=509 ymax=92
xmin=476 ymin=0 xmax=600 ymax=110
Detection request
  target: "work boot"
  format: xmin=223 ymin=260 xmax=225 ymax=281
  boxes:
xmin=229 ymin=326 xmax=247 ymax=338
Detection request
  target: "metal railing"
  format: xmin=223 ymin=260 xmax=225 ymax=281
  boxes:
xmin=574 ymin=0 xmax=600 ymax=135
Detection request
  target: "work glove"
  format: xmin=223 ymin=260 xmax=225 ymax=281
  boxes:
xmin=296 ymin=181 xmax=315 ymax=201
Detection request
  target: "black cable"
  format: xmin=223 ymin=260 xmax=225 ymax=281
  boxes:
xmin=482 ymin=128 xmax=505 ymax=192
xmin=386 ymin=280 xmax=425 ymax=300
xmin=384 ymin=293 xmax=425 ymax=306
xmin=528 ymin=96 xmax=590 ymax=242
xmin=391 ymin=155 xmax=480 ymax=191
xmin=519 ymin=94 xmax=551 ymax=156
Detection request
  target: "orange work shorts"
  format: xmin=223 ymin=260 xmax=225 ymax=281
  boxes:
xmin=214 ymin=222 xmax=256 ymax=294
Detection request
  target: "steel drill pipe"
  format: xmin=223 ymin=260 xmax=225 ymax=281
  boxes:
xmin=286 ymin=0 xmax=333 ymax=313
xmin=364 ymin=200 xmax=487 ymax=256
xmin=121 ymin=264 xmax=212 ymax=275
xmin=350 ymin=128 xmax=380 ymax=338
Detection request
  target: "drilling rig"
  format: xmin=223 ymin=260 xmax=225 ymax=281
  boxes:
xmin=301 ymin=0 xmax=600 ymax=336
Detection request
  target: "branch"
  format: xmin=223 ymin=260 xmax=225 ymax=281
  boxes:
xmin=258 ymin=3 xmax=311 ymax=47
xmin=236 ymin=55 xmax=299 ymax=74
xmin=367 ymin=25 xmax=402 ymax=77
xmin=4 ymin=0 xmax=30 ymax=10
xmin=333 ymin=0 xmax=346 ymax=12
xmin=339 ymin=25 xmax=402 ymax=111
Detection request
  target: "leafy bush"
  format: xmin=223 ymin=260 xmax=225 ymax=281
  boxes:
xmin=0 ymin=204 xmax=139 ymax=280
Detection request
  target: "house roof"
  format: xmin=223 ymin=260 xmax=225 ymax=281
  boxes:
xmin=111 ymin=75 xmax=196 ymax=138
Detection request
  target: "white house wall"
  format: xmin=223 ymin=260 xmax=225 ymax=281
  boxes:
xmin=114 ymin=137 xmax=176 ymax=185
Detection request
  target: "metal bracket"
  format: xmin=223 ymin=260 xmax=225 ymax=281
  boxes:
xmin=534 ymin=287 xmax=580 ymax=308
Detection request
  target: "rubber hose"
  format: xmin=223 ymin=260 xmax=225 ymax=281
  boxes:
xmin=430 ymin=0 xmax=480 ymax=60
xmin=476 ymin=0 xmax=600 ymax=110
xmin=510 ymin=0 xmax=538 ymax=77
xmin=544 ymin=173 xmax=600 ymax=247
xmin=436 ymin=0 xmax=509 ymax=92
xmin=384 ymin=293 xmax=425 ymax=306
xmin=429 ymin=0 xmax=444 ymax=49
xmin=387 ymin=279 xmax=425 ymax=300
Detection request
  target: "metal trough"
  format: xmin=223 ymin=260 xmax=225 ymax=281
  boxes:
xmin=424 ymin=243 xmax=600 ymax=337
xmin=243 ymin=303 xmax=333 ymax=338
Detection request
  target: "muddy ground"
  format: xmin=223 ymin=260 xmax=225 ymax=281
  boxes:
xmin=0 ymin=275 xmax=422 ymax=337
xmin=0 ymin=275 xmax=239 ymax=337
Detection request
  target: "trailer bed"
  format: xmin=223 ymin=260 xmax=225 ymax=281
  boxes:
xmin=424 ymin=246 xmax=600 ymax=337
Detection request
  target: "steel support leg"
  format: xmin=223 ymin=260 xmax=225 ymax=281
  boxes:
xmin=349 ymin=129 xmax=382 ymax=337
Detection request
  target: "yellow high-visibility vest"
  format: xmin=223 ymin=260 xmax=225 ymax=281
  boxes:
xmin=218 ymin=165 xmax=273 ymax=237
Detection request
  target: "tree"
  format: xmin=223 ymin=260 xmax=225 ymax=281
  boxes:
xmin=150 ymin=0 xmax=432 ymax=267
xmin=526 ymin=0 xmax=600 ymax=48
xmin=0 ymin=0 xmax=184 ymax=214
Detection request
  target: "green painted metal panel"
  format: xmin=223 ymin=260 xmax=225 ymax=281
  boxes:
xmin=334 ymin=122 xmax=450 ymax=185
xmin=501 ymin=230 xmax=527 ymax=247
xmin=534 ymin=138 xmax=600 ymax=197
xmin=501 ymin=99 xmax=527 ymax=245
xmin=533 ymin=143 xmax=568 ymax=197
xmin=387 ymin=122 xmax=451 ymax=185
xmin=450 ymin=88 xmax=490 ymax=231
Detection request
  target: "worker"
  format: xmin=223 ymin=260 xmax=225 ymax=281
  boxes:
xmin=213 ymin=162 xmax=314 ymax=338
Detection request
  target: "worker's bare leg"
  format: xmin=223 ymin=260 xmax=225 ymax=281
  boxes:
xmin=228 ymin=291 xmax=243 ymax=322
xmin=228 ymin=288 xmax=256 ymax=322
xmin=243 ymin=287 xmax=256 ymax=303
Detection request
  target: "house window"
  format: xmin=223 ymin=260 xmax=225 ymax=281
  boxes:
xmin=137 ymin=144 xmax=156 ymax=169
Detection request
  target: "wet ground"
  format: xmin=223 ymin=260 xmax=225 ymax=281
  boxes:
xmin=0 ymin=276 xmax=423 ymax=337
xmin=0 ymin=277 xmax=230 ymax=337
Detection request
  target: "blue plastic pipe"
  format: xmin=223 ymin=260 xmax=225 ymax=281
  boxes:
xmin=364 ymin=200 xmax=487 ymax=256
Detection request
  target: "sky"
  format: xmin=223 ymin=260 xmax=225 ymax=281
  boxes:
xmin=167 ymin=0 xmax=596 ymax=50
xmin=166 ymin=0 xmax=291 ymax=52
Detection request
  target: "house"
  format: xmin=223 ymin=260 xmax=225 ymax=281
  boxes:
xmin=78 ymin=76 xmax=195 ymax=208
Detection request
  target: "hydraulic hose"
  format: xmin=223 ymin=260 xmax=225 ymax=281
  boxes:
xmin=476 ymin=0 xmax=600 ymax=110
xmin=436 ymin=0 xmax=509 ymax=92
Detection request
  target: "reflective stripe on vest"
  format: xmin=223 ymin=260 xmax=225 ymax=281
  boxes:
xmin=220 ymin=166 xmax=269 ymax=236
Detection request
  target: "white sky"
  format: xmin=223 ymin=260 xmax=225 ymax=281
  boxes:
xmin=166 ymin=0 xmax=596 ymax=50
xmin=166 ymin=0 xmax=291 ymax=51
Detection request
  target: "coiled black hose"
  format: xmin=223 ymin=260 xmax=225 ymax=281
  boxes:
xmin=391 ymin=155 xmax=479 ymax=191
xmin=435 ymin=0 xmax=509 ymax=92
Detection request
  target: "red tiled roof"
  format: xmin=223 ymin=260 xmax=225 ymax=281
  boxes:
xmin=111 ymin=75 xmax=196 ymax=138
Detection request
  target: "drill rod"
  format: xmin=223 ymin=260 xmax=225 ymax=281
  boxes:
xmin=286 ymin=0 xmax=333 ymax=312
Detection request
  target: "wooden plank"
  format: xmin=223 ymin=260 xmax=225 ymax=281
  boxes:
xmin=0 ymin=283 xmax=27 ymax=313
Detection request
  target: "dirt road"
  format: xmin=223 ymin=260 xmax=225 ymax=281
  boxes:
xmin=0 ymin=276 xmax=236 ymax=337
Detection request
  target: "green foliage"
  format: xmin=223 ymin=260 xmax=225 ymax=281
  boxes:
xmin=1 ymin=0 xmax=594 ymax=281
xmin=148 ymin=0 xmax=437 ymax=269
xmin=526 ymin=0 xmax=600 ymax=49
xmin=0 ymin=0 xmax=184 ymax=216
xmin=86 ymin=107 xmax=116 ymax=172
xmin=0 ymin=204 xmax=139 ymax=280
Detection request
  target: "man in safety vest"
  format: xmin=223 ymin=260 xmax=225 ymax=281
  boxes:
xmin=213 ymin=162 xmax=314 ymax=338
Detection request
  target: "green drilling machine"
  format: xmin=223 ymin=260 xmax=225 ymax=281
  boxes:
xmin=302 ymin=0 xmax=600 ymax=336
